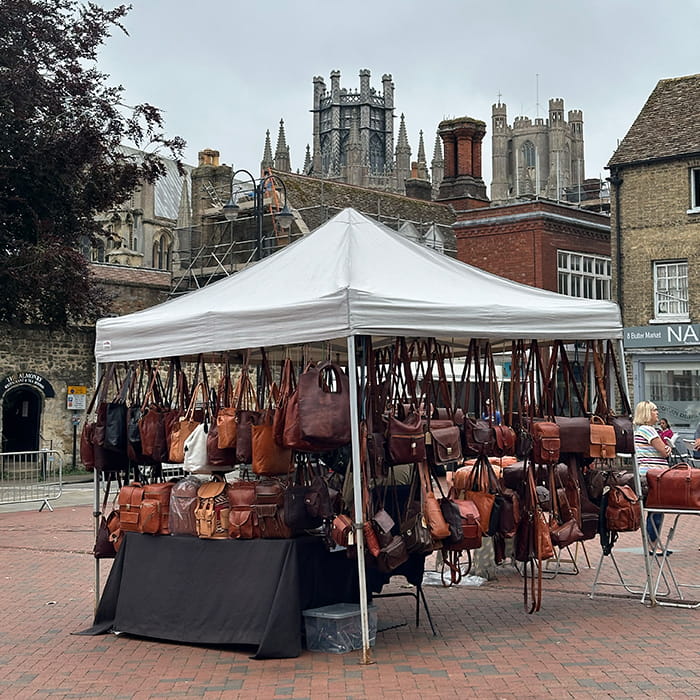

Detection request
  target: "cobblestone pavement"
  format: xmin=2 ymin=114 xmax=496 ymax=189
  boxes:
xmin=1 ymin=489 xmax=699 ymax=699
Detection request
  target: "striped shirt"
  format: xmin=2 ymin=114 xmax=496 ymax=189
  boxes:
xmin=634 ymin=424 xmax=669 ymax=474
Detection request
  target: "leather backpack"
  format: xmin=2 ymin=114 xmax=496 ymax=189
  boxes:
xmin=194 ymin=475 xmax=231 ymax=539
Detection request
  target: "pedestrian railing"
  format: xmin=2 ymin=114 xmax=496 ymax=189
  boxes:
xmin=0 ymin=450 xmax=63 ymax=511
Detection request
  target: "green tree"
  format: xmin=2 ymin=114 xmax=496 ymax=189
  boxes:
xmin=0 ymin=0 xmax=185 ymax=327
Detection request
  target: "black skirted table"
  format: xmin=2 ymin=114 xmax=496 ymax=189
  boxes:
xmin=81 ymin=532 xmax=360 ymax=658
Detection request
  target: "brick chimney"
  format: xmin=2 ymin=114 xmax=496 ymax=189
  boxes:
xmin=436 ymin=117 xmax=489 ymax=209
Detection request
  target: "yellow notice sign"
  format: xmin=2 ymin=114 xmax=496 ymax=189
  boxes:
xmin=67 ymin=385 xmax=87 ymax=410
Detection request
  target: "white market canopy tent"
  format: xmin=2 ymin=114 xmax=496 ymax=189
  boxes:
xmin=92 ymin=207 xmax=624 ymax=661
xmin=95 ymin=208 xmax=622 ymax=363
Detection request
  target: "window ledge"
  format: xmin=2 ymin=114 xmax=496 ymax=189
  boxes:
xmin=649 ymin=317 xmax=691 ymax=325
xmin=686 ymin=208 xmax=700 ymax=215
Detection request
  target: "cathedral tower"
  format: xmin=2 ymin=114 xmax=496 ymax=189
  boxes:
xmin=490 ymin=97 xmax=585 ymax=203
xmin=310 ymin=69 xmax=401 ymax=191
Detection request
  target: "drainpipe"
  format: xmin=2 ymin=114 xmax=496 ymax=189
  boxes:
xmin=609 ymin=168 xmax=624 ymax=322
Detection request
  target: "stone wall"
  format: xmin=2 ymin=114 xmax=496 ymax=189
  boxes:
xmin=0 ymin=325 xmax=96 ymax=459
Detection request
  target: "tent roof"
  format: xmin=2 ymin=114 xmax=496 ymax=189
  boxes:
xmin=94 ymin=208 xmax=622 ymax=362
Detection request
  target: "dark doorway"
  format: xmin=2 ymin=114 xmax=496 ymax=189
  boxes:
xmin=2 ymin=388 xmax=41 ymax=452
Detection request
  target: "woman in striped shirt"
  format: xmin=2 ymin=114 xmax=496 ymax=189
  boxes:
xmin=633 ymin=401 xmax=672 ymax=553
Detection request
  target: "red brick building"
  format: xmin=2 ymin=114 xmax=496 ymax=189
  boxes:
xmin=435 ymin=114 xmax=612 ymax=299
xmin=452 ymin=199 xmax=611 ymax=295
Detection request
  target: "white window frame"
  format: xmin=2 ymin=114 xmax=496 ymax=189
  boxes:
xmin=557 ymin=250 xmax=611 ymax=300
xmin=689 ymin=167 xmax=700 ymax=213
xmin=653 ymin=260 xmax=689 ymax=321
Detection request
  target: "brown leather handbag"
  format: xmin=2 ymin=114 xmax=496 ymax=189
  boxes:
xmin=252 ymin=410 xmax=293 ymax=475
xmin=386 ymin=410 xmax=426 ymax=464
xmin=646 ymin=462 xmax=700 ymax=510
xmin=297 ymin=361 xmax=352 ymax=449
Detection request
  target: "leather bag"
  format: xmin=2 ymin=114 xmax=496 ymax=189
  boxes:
xmin=252 ymin=410 xmax=293 ymax=475
xmin=228 ymin=480 xmax=259 ymax=539
xmin=331 ymin=514 xmax=354 ymax=547
xmin=142 ymin=482 xmax=174 ymax=535
xmin=376 ymin=534 xmax=409 ymax=573
xmin=605 ymin=484 xmax=641 ymax=532
xmin=255 ymin=479 xmax=292 ymax=538
xmin=184 ymin=422 xmax=216 ymax=474
xmin=297 ymin=361 xmax=352 ymax=448
xmin=645 ymin=462 xmax=700 ymax=510
xmin=589 ymin=415 xmax=617 ymax=459
xmin=194 ymin=476 xmax=231 ymax=539
xmin=427 ymin=424 xmax=462 ymax=465
xmin=400 ymin=511 xmax=433 ymax=554
xmin=532 ymin=421 xmax=560 ymax=464
xmin=168 ymin=475 xmax=201 ymax=536
xmin=554 ymin=416 xmax=591 ymax=455
xmin=386 ymin=411 xmax=426 ymax=464
xmin=118 ymin=483 xmax=145 ymax=533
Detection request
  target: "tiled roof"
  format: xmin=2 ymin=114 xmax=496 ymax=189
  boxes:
xmin=90 ymin=263 xmax=171 ymax=288
xmin=608 ymin=74 xmax=700 ymax=167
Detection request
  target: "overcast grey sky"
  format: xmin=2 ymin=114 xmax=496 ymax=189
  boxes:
xmin=98 ymin=0 xmax=700 ymax=193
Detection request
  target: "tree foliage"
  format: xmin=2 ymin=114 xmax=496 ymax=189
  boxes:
xmin=0 ymin=0 xmax=185 ymax=327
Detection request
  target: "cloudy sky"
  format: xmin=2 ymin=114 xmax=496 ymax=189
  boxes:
xmin=97 ymin=0 xmax=700 ymax=193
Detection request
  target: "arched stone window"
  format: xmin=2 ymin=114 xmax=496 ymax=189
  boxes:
xmin=522 ymin=141 xmax=536 ymax=168
xmin=152 ymin=231 xmax=172 ymax=270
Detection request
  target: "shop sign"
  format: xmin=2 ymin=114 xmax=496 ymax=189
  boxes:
xmin=623 ymin=324 xmax=700 ymax=348
xmin=0 ymin=372 xmax=55 ymax=397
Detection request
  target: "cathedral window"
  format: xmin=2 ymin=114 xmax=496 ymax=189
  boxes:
xmin=522 ymin=141 xmax=536 ymax=168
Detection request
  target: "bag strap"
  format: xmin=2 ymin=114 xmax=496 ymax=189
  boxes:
xmin=604 ymin=340 xmax=632 ymax=416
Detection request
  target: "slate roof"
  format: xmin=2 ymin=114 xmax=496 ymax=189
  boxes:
xmin=608 ymin=73 xmax=700 ymax=168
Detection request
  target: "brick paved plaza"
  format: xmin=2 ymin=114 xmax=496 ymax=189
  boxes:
xmin=1 ymin=492 xmax=699 ymax=699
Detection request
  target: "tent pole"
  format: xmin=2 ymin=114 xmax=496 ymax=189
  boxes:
xmin=92 ymin=363 xmax=102 ymax=614
xmin=617 ymin=337 xmax=655 ymax=604
xmin=346 ymin=335 xmax=373 ymax=664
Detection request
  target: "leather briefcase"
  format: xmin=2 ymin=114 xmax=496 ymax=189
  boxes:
xmin=646 ymin=462 xmax=700 ymax=510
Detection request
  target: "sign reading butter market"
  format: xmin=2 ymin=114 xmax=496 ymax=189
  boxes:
xmin=0 ymin=372 xmax=56 ymax=397
xmin=623 ymin=324 xmax=700 ymax=348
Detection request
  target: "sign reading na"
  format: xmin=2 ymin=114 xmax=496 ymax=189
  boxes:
xmin=624 ymin=324 xmax=700 ymax=348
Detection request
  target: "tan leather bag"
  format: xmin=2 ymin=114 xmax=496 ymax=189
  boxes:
xmin=589 ymin=416 xmax=617 ymax=459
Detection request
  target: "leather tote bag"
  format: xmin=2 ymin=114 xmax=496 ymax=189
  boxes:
xmin=297 ymin=361 xmax=352 ymax=449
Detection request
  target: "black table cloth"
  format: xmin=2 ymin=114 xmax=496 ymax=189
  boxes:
xmin=81 ymin=532 xmax=359 ymax=658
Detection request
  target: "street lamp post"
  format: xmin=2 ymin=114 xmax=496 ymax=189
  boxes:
xmin=222 ymin=169 xmax=293 ymax=261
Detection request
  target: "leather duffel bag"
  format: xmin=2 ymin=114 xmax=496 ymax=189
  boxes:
xmin=645 ymin=462 xmax=700 ymax=510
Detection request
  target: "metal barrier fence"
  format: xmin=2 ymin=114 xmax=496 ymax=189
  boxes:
xmin=0 ymin=450 xmax=63 ymax=511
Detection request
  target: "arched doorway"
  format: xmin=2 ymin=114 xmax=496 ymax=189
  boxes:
xmin=2 ymin=387 xmax=41 ymax=452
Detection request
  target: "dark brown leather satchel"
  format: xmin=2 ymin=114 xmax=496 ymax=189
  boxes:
xmin=386 ymin=411 xmax=426 ymax=464
xmin=255 ymin=479 xmax=292 ymax=539
xmin=298 ymin=362 xmax=352 ymax=449
xmin=646 ymin=462 xmax=700 ymax=510
xmin=463 ymin=416 xmax=497 ymax=457
xmin=554 ymin=416 xmax=591 ymax=455
xmin=427 ymin=424 xmax=462 ymax=465
xmin=376 ymin=534 xmax=409 ymax=573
